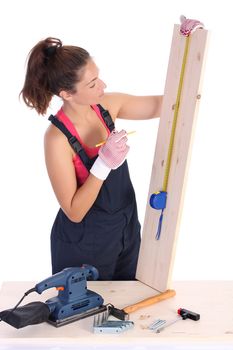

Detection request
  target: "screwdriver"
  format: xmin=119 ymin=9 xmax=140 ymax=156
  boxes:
xmin=156 ymin=308 xmax=200 ymax=333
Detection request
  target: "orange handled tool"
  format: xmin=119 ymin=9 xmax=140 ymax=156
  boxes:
xmin=123 ymin=289 xmax=176 ymax=314
xmin=109 ymin=289 xmax=176 ymax=320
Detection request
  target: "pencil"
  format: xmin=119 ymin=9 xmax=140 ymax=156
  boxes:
xmin=95 ymin=131 xmax=136 ymax=147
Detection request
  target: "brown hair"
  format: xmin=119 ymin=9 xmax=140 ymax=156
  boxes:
xmin=20 ymin=37 xmax=90 ymax=115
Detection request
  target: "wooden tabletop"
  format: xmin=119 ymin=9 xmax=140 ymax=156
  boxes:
xmin=0 ymin=280 xmax=233 ymax=348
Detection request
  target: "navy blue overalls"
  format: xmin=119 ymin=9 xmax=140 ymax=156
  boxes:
xmin=49 ymin=105 xmax=141 ymax=280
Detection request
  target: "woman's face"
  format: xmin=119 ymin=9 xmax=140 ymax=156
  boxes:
xmin=70 ymin=59 xmax=107 ymax=105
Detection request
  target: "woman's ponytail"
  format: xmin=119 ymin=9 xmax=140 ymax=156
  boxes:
xmin=20 ymin=37 xmax=90 ymax=115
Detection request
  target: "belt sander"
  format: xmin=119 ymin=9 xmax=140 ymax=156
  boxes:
xmin=0 ymin=265 xmax=107 ymax=328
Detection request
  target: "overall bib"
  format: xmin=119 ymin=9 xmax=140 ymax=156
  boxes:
xmin=49 ymin=105 xmax=141 ymax=280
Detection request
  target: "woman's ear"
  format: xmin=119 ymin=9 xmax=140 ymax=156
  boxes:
xmin=59 ymin=90 xmax=72 ymax=101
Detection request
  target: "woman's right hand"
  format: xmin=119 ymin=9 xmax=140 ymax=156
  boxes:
xmin=99 ymin=130 xmax=129 ymax=169
xmin=90 ymin=130 xmax=129 ymax=180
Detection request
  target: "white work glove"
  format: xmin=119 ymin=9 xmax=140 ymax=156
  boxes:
xmin=90 ymin=130 xmax=129 ymax=180
xmin=180 ymin=15 xmax=204 ymax=36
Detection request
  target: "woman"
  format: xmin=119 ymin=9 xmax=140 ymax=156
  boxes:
xmin=21 ymin=37 xmax=162 ymax=280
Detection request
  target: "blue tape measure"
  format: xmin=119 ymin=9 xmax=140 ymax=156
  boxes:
xmin=150 ymin=192 xmax=167 ymax=240
xmin=150 ymin=191 xmax=167 ymax=210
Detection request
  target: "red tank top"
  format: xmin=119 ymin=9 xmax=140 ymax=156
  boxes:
xmin=56 ymin=105 xmax=111 ymax=186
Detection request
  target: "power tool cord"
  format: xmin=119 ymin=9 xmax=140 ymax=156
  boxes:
xmin=12 ymin=287 xmax=37 ymax=311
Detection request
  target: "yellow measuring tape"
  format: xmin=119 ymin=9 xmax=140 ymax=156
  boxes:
xmin=163 ymin=35 xmax=191 ymax=191
xmin=150 ymin=34 xmax=191 ymax=239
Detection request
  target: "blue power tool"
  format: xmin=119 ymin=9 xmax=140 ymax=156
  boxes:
xmin=1 ymin=265 xmax=127 ymax=329
xmin=35 ymin=265 xmax=106 ymax=327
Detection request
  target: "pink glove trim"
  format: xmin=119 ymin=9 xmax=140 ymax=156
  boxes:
xmin=90 ymin=156 xmax=111 ymax=180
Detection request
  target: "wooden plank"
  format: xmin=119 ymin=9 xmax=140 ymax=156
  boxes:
xmin=136 ymin=24 xmax=209 ymax=292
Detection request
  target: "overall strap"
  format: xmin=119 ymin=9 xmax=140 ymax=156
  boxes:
xmin=48 ymin=106 xmax=115 ymax=170
xmin=97 ymin=104 xmax=115 ymax=132
xmin=48 ymin=114 xmax=92 ymax=169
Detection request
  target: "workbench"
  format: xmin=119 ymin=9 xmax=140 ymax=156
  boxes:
xmin=0 ymin=281 xmax=233 ymax=349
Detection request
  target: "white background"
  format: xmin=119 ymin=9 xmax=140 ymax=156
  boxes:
xmin=0 ymin=0 xmax=232 ymax=286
